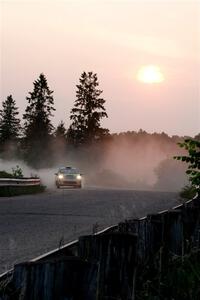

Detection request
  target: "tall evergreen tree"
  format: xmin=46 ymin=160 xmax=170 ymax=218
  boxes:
xmin=55 ymin=121 xmax=66 ymax=139
xmin=0 ymin=95 xmax=21 ymax=153
xmin=53 ymin=121 xmax=67 ymax=163
xmin=67 ymin=71 xmax=109 ymax=146
xmin=23 ymin=73 xmax=55 ymax=167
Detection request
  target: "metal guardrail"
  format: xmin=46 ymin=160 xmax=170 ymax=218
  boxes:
xmin=0 ymin=178 xmax=41 ymax=187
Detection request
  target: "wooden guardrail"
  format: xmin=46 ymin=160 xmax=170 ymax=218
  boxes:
xmin=0 ymin=224 xmax=118 ymax=281
xmin=1 ymin=195 xmax=199 ymax=300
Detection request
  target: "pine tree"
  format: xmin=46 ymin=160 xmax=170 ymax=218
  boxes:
xmin=23 ymin=73 xmax=55 ymax=167
xmin=67 ymin=71 xmax=109 ymax=145
xmin=53 ymin=121 xmax=67 ymax=162
xmin=55 ymin=121 xmax=66 ymax=139
xmin=0 ymin=95 xmax=21 ymax=151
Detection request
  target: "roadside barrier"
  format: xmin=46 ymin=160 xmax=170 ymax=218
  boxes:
xmin=0 ymin=178 xmax=41 ymax=187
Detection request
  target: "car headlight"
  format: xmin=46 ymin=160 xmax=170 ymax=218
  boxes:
xmin=76 ymin=175 xmax=82 ymax=180
xmin=58 ymin=174 xmax=64 ymax=179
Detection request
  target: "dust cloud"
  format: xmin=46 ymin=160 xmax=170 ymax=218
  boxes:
xmin=0 ymin=159 xmax=56 ymax=189
xmin=83 ymin=136 xmax=188 ymax=191
xmin=0 ymin=134 xmax=189 ymax=192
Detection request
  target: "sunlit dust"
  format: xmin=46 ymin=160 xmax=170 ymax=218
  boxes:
xmin=137 ymin=65 xmax=164 ymax=84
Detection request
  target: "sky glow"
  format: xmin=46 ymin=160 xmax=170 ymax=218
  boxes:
xmin=1 ymin=0 xmax=199 ymax=136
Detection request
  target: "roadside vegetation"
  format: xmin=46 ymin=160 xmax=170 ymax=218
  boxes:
xmin=179 ymin=185 xmax=197 ymax=200
xmin=0 ymin=165 xmax=23 ymax=179
xmin=0 ymin=185 xmax=45 ymax=197
xmin=134 ymin=140 xmax=200 ymax=298
xmin=0 ymin=166 xmax=45 ymax=197
xmin=136 ymin=250 xmax=200 ymax=300
xmin=175 ymin=139 xmax=200 ymax=199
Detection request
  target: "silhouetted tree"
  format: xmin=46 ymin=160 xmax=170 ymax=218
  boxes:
xmin=55 ymin=121 xmax=66 ymax=139
xmin=67 ymin=71 xmax=109 ymax=146
xmin=53 ymin=121 xmax=67 ymax=163
xmin=0 ymin=95 xmax=21 ymax=156
xmin=23 ymin=73 xmax=55 ymax=167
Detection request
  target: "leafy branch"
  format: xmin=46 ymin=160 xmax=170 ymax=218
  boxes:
xmin=174 ymin=139 xmax=200 ymax=195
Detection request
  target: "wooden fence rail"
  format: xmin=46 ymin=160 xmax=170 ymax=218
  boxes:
xmin=0 ymin=195 xmax=200 ymax=300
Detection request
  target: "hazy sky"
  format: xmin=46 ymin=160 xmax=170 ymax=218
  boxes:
xmin=1 ymin=0 xmax=200 ymax=136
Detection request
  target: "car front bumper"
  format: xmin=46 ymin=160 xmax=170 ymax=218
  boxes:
xmin=56 ymin=180 xmax=81 ymax=187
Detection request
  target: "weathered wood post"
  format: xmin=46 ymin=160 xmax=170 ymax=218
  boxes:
xmin=96 ymin=233 xmax=137 ymax=300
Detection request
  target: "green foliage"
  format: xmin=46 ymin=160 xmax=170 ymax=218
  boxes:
xmin=67 ymin=71 xmax=109 ymax=145
xmin=11 ymin=165 xmax=23 ymax=178
xmin=0 ymin=166 xmax=23 ymax=179
xmin=174 ymin=139 xmax=200 ymax=194
xmin=162 ymin=252 xmax=200 ymax=300
xmin=0 ymin=166 xmax=44 ymax=196
xmin=180 ymin=185 xmax=197 ymax=200
xmin=0 ymin=171 xmax=13 ymax=178
xmin=136 ymin=250 xmax=200 ymax=300
xmin=23 ymin=73 xmax=55 ymax=167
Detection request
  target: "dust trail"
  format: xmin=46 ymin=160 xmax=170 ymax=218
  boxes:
xmin=0 ymin=133 xmax=188 ymax=192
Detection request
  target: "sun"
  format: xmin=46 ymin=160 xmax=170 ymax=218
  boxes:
xmin=137 ymin=65 xmax=164 ymax=84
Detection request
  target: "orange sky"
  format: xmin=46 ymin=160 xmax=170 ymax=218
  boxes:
xmin=1 ymin=0 xmax=200 ymax=136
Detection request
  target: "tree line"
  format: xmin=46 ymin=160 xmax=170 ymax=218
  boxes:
xmin=0 ymin=72 xmax=109 ymax=167
xmin=1 ymin=71 xmax=199 ymax=183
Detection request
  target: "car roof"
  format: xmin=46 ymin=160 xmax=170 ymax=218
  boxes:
xmin=58 ymin=167 xmax=80 ymax=173
xmin=59 ymin=166 xmax=72 ymax=170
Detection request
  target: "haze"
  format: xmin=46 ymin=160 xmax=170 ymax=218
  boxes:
xmin=1 ymin=0 xmax=200 ymax=136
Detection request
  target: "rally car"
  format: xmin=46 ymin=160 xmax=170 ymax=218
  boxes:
xmin=55 ymin=167 xmax=82 ymax=188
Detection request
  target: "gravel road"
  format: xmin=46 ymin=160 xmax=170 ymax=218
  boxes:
xmin=0 ymin=188 xmax=179 ymax=274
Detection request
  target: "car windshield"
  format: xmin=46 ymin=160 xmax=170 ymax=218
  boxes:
xmin=59 ymin=168 xmax=79 ymax=175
